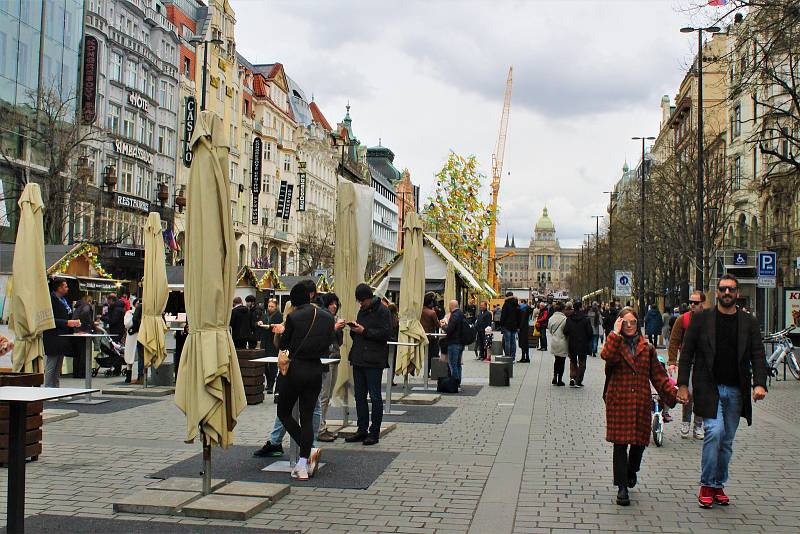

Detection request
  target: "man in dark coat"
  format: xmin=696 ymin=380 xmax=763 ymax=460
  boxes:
xmin=103 ymin=293 xmax=126 ymax=340
xmin=563 ymin=300 xmax=592 ymax=387
xmin=499 ymin=292 xmax=520 ymax=358
xmin=678 ymin=274 xmax=767 ymax=508
xmin=43 ymin=278 xmax=81 ymax=387
xmin=345 ymin=283 xmax=392 ymax=446
xmin=229 ymin=296 xmax=251 ymax=349
xmin=517 ymin=300 xmax=532 ymax=363
xmin=443 ymin=300 xmax=466 ymax=382
xmin=245 ymin=295 xmax=261 ymax=349
xmin=474 ymin=301 xmax=493 ymax=361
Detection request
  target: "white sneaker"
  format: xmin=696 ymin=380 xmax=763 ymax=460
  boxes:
xmin=308 ymin=447 xmax=321 ymax=478
xmin=693 ymin=425 xmax=705 ymax=440
xmin=680 ymin=422 xmax=690 ymax=439
xmin=291 ymin=463 xmax=309 ymax=481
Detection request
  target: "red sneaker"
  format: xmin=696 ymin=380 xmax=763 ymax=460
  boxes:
xmin=698 ymin=486 xmax=714 ymax=508
xmin=713 ymin=487 xmax=730 ymax=505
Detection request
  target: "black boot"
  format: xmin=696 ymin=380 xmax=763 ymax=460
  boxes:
xmin=124 ymin=368 xmax=131 ymax=384
xmin=552 ymin=374 xmax=558 ymax=385
xmin=616 ymin=486 xmax=630 ymax=506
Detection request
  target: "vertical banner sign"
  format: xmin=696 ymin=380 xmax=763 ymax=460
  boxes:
xmin=297 ymin=161 xmax=307 ymax=212
xmin=182 ymin=96 xmax=196 ymax=167
xmin=282 ymin=185 xmax=294 ymax=220
xmin=251 ymin=138 xmax=262 ymax=225
xmin=276 ymin=180 xmax=288 ymax=218
xmin=81 ymin=36 xmax=98 ymax=124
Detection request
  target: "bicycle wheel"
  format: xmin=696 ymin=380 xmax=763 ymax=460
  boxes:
xmin=652 ymin=414 xmax=664 ymax=447
xmin=787 ymin=352 xmax=800 ymax=380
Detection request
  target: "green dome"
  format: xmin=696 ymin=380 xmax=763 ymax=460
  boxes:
xmin=535 ymin=207 xmax=555 ymax=231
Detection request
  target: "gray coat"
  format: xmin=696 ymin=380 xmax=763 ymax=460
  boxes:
xmin=547 ymin=312 xmax=568 ymax=357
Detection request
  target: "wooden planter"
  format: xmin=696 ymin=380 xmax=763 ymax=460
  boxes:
xmin=236 ymin=349 xmax=266 ymax=405
xmin=0 ymin=372 xmax=45 ymax=465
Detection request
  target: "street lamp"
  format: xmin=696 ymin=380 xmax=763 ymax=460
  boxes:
xmin=603 ymin=190 xmax=618 ymax=299
xmin=591 ymin=215 xmax=603 ymax=297
xmin=681 ymin=25 xmax=721 ymax=295
xmin=189 ymin=36 xmax=224 ymax=111
xmin=585 ymin=233 xmax=593 ymax=297
xmin=632 ymin=136 xmax=655 ymax=319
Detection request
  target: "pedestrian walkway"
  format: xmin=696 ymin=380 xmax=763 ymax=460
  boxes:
xmin=2 ymin=347 xmax=799 ymax=533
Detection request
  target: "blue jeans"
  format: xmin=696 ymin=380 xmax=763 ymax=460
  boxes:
xmin=591 ymin=334 xmax=600 ymax=355
xmin=700 ymin=384 xmax=742 ymax=488
xmin=447 ymin=343 xmax=464 ymax=382
xmin=502 ymin=329 xmax=517 ymax=358
xmin=270 ymin=394 xmax=321 ymax=447
xmin=353 ymin=365 xmax=384 ymax=436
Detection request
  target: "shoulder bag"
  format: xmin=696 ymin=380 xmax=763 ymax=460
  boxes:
xmin=278 ymin=307 xmax=317 ymax=376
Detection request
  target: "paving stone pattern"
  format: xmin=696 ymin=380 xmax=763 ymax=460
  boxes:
xmin=1 ymin=344 xmax=799 ymax=533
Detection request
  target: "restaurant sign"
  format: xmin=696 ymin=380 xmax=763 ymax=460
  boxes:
xmin=114 ymin=193 xmax=150 ymax=213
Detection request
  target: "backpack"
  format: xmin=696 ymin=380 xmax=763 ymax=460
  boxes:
xmin=460 ymin=317 xmax=477 ymax=345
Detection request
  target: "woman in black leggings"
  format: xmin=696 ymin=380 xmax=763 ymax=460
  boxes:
xmin=275 ymin=281 xmax=336 ymax=480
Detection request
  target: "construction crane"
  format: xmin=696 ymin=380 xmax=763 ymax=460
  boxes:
xmin=487 ymin=66 xmax=513 ymax=293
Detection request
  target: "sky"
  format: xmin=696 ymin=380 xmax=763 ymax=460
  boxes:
xmin=233 ymin=0 xmax=723 ymax=249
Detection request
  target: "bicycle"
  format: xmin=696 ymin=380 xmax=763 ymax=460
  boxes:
xmin=763 ymin=326 xmax=800 ymax=382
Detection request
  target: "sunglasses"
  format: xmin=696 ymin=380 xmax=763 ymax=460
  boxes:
xmin=717 ymin=286 xmax=738 ymax=294
xmin=622 ymin=320 xmax=638 ymax=327
xmin=689 ymin=300 xmax=702 ymax=306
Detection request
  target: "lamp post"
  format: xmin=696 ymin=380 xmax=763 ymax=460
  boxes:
xmin=681 ymin=25 xmax=721 ymax=295
xmin=632 ymin=136 xmax=655 ymax=319
xmin=585 ymin=233 xmax=593 ymax=297
xmin=189 ymin=36 xmax=224 ymax=111
xmin=603 ymin=190 xmax=617 ymax=300
xmin=591 ymin=215 xmax=603 ymax=297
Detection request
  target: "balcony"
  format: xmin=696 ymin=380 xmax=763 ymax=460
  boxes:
xmin=273 ymin=230 xmax=291 ymax=243
xmin=233 ymin=220 xmax=246 ymax=235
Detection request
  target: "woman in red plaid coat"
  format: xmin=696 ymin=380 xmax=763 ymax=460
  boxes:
xmin=601 ymin=306 xmax=681 ymax=506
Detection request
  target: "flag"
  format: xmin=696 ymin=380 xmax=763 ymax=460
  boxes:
xmin=708 ymin=0 xmax=728 ymax=6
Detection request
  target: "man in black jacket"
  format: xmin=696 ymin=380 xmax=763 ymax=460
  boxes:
xmin=103 ymin=294 xmax=126 ymax=340
xmin=345 ymin=283 xmax=392 ymax=446
xmin=43 ymin=278 xmax=81 ymax=387
xmin=563 ymin=300 xmax=592 ymax=388
xmin=245 ymin=295 xmax=261 ymax=349
xmin=444 ymin=300 xmax=467 ymax=382
xmin=500 ymin=293 xmax=520 ymax=358
xmin=677 ymin=274 xmax=767 ymax=508
xmin=474 ymin=301 xmax=493 ymax=361
xmin=230 ymin=296 xmax=251 ymax=349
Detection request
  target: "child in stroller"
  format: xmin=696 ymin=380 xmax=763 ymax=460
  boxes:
xmin=94 ymin=327 xmax=125 ymax=377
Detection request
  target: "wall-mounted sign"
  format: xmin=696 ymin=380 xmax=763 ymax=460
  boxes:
xmin=81 ymin=36 xmax=98 ymax=124
xmin=282 ymin=185 xmax=294 ymax=220
xmin=114 ymin=193 xmax=150 ymax=213
xmin=251 ymin=138 xmax=262 ymax=225
xmin=182 ymin=96 xmax=196 ymax=167
xmin=297 ymin=172 xmax=306 ymax=212
xmin=127 ymin=91 xmax=150 ymax=112
xmin=276 ymin=180 xmax=288 ymax=218
xmin=114 ymin=140 xmax=154 ymax=165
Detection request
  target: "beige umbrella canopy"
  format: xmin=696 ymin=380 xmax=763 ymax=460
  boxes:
xmin=10 ymin=183 xmax=55 ymax=373
xmin=444 ymin=262 xmax=456 ymax=305
xmin=139 ymin=212 xmax=169 ymax=369
xmin=332 ymin=179 xmax=374 ymax=406
xmin=395 ymin=213 xmax=428 ymax=376
xmin=174 ymin=110 xmax=245 ymax=449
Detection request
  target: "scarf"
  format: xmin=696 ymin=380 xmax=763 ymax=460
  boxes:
xmin=623 ymin=332 xmax=640 ymax=357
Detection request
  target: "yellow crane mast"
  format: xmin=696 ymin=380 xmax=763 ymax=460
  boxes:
xmin=487 ymin=66 xmax=513 ymax=293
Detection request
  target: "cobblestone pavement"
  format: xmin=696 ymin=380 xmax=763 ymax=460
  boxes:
xmin=2 ymin=342 xmax=799 ymax=533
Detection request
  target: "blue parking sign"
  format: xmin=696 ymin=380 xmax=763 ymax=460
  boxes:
xmin=757 ymin=251 xmax=776 ymax=277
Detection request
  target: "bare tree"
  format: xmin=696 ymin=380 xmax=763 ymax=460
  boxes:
xmin=297 ymin=210 xmax=335 ymax=275
xmin=1 ymin=87 xmax=109 ymax=244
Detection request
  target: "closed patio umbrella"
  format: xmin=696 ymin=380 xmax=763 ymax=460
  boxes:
xmin=10 ymin=183 xmax=54 ymax=373
xmin=175 ymin=111 xmax=246 ymax=467
xmin=395 ymin=213 xmax=427 ymax=376
xmin=444 ymin=263 xmax=456 ymax=305
xmin=139 ymin=211 xmax=169 ymax=369
xmin=332 ymin=179 xmax=374 ymax=406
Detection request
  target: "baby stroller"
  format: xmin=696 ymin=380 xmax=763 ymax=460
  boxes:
xmin=94 ymin=329 xmax=125 ymax=377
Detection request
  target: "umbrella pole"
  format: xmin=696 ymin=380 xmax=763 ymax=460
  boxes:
xmin=201 ymin=431 xmax=211 ymax=496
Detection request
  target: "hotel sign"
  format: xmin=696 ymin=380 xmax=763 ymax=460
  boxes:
xmin=114 ymin=193 xmax=150 ymax=213
xmin=182 ymin=96 xmax=196 ymax=167
xmin=81 ymin=36 xmax=98 ymax=124
xmin=127 ymin=91 xmax=150 ymax=112
xmin=113 ymin=140 xmax=154 ymax=165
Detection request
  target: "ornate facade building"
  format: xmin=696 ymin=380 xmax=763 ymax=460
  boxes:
xmin=496 ymin=207 xmax=580 ymax=296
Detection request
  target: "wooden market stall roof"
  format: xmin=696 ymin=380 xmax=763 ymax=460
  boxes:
xmin=369 ymin=233 xmax=486 ymax=294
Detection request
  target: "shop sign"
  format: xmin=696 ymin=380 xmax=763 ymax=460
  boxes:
xmin=297 ymin=161 xmax=306 ymax=212
xmin=182 ymin=96 xmax=196 ymax=167
xmin=114 ymin=193 xmax=150 ymax=213
xmin=78 ymin=278 xmax=120 ymax=292
xmin=127 ymin=91 xmax=150 ymax=112
xmin=251 ymin=138 xmax=262 ymax=225
xmin=117 ymin=247 xmax=144 ymax=259
xmin=81 ymin=36 xmax=98 ymax=124
xmin=282 ymin=185 xmax=294 ymax=220
xmin=276 ymin=180 xmax=288 ymax=218
xmin=113 ymin=140 xmax=154 ymax=165
xmin=786 ymin=288 xmax=800 ymax=329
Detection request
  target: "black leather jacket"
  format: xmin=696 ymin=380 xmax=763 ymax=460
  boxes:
xmin=349 ymin=297 xmax=392 ymax=368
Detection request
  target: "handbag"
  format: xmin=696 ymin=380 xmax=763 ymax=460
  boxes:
xmin=278 ymin=307 xmax=317 ymax=376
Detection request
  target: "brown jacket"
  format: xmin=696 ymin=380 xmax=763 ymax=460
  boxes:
xmin=667 ymin=312 xmax=690 ymax=366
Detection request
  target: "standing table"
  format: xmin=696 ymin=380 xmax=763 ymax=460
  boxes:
xmin=60 ymin=334 xmax=113 ymax=404
xmin=1 ymin=386 xmax=98 ymax=534
xmin=252 ymin=356 xmax=340 ymax=471
xmin=386 ymin=341 xmax=419 ymax=415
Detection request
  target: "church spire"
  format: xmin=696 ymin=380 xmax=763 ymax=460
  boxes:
xmin=504 ymin=234 xmax=509 ymax=248
xmin=511 ymin=235 xmax=516 ymax=248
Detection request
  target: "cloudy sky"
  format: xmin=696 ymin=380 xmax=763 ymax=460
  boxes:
xmin=233 ymin=0 xmax=724 ymax=248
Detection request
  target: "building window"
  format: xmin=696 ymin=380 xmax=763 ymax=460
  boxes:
xmin=158 ymin=126 xmax=166 ymax=154
xmin=159 ymin=80 xmax=167 ymax=108
xmin=733 ymin=156 xmax=741 ymax=190
xmin=110 ymin=51 xmax=122 ymax=82
xmin=145 ymin=120 xmax=154 ymax=148
xmin=107 ymin=103 xmax=120 ymax=133
xmin=123 ymin=109 xmax=136 ymax=139
xmin=183 ymin=57 xmax=190 ymax=78
xmin=147 ymin=71 xmax=156 ymax=99
xmin=166 ymin=128 xmax=174 ymax=156
xmin=121 ymin=161 xmax=134 ymax=193
xmin=734 ymin=105 xmax=741 ymax=138
xmin=125 ymin=60 xmax=137 ymax=88
xmin=166 ymin=83 xmax=174 ymax=110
